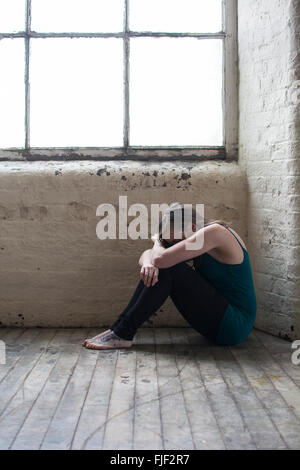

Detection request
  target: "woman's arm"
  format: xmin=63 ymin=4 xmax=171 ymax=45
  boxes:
xmin=149 ymin=234 xmax=166 ymax=265
xmin=138 ymin=233 xmax=160 ymax=267
xmin=139 ymin=248 xmax=159 ymax=287
xmin=138 ymin=249 xmax=153 ymax=267
xmin=151 ymin=224 xmax=222 ymax=269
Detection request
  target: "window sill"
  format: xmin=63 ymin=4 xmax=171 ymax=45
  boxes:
xmin=0 ymin=146 xmax=240 ymax=162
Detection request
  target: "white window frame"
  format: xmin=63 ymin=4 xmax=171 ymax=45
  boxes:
xmin=0 ymin=0 xmax=238 ymax=162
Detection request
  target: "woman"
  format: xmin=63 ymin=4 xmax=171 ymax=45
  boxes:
xmin=82 ymin=202 xmax=257 ymax=349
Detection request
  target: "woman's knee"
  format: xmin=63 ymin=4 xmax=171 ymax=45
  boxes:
xmin=160 ymin=261 xmax=189 ymax=274
xmin=157 ymin=267 xmax=172 ymax=280
xmin=152 ymin=262 xmax=189 ymax=288
xmin=141 ymin=265 xmax=172 ymax=289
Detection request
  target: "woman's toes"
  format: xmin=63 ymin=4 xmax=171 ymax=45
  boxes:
xmin=83 ymin=330 xmax=112 ymax=347
xmin=82 ymin=330 xmax=132 ymax=350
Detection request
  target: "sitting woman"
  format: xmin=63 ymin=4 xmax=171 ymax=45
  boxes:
xmin=83 ymin=202 xmax=257 ymax=350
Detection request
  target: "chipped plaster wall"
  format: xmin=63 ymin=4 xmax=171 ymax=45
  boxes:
xmin=0 ymin=160 xmax=247 ymax=327
xmin=238 ymin=0 xmax=300 ymax=340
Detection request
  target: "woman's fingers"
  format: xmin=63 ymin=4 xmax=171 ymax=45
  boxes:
xmin=151 ymin=268 xmax=159 ymax=286
xmin=145 ymin=267 xmax=152 ymax=286
xmin=140 ymin=266 xmax=150 ymax=284
xmin=147 ymin=267 xmax=158 ymax=287
xmin=140 ymin=264 xmax=159 ymax=287
xmin=141 ymin=266 xmax=150 ymax=286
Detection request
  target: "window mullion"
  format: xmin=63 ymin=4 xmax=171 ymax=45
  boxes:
xmin=123 ymin=0 xmax=129 ymax=150
xmin=25 ymin=0 xmax=31 ymax=149
xmin=223 ymin=0 xmax=238 ymax=159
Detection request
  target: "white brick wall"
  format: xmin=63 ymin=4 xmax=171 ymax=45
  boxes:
xmin=238 ymin=0 xmax=300 ymax=339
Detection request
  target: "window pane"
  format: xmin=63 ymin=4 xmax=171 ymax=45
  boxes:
xmin=30 ymin=38 xmax=123 ymax=147
xmin=31 ymin=0 xmax=124 ymax=33
xmin=130 ymin=0 xmax=222 ymax=33
xmin=0 ymin=0 xmax=25 ymax=33
xmin=130 ymin=38 xmax=223 ymax=146
xmin=0 ymin=39 xmax=25 ymax=148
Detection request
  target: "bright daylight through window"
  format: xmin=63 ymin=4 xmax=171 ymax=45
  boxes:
xmin=0 ymin=0 xmax=236 ymax=157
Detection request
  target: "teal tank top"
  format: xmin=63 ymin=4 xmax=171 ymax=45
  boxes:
xmin=193 ymin=226 xmax=257 ymax=345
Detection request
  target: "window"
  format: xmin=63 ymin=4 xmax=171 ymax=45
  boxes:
xmin=0 ymin=0 xmax=238 ymax=161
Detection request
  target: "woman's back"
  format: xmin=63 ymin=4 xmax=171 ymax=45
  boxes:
xmin=193 ymin=226 xmax=257 ymax=317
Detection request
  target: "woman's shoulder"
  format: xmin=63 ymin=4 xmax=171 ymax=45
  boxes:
xmin=225 ymin=226 xmax=247 ymax=251
xmin=211 ymin=223 xmax=248 ymax=251
xmin=203 ymin=223 xmax=247 ymax=265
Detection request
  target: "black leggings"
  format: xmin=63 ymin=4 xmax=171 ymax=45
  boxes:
xmin=110 ymin=261 xmax=230 ymax=343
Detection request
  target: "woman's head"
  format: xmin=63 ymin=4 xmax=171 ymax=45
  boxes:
xmin=158 ymin=202 xmax=199 ymax=247
xmin=158 ymin=202 xmax=232 ymax=248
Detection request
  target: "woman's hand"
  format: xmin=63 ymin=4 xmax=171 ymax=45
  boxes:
xmin=140 ymin=263 xmax=159 ymax=287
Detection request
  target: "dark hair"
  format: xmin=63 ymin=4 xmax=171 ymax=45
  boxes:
xmin=158 ymin=202 xmax=232 ymax=248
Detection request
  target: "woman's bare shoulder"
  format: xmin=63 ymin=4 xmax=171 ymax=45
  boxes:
xmin=226 ymin=226 xmax=247 ymax=250
xmin=209 ymin=223 xmax=247 ymax=250
xmin=205 ymin=223 xmax=247 ymax=264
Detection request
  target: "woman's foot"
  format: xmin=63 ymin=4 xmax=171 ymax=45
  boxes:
xmin=83 ymin=330 xmax=133 ymax=350
xmin=82 ymin=329 xmax=112 ymax=347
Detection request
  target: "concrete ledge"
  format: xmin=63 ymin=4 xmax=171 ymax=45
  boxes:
xmin=0 ymin=160 xmax=247 ymax=327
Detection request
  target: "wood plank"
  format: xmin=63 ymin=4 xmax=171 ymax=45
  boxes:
xmin=6 ymin=329 xmax=72 ymax=449
xmin=0 ymin=328 xmax=26 ymax=342
xmin=72 ymin=328 xmax=144 ymax=450
xmin=270 ymin=351 xmax=300 ymax=383
xmin=38 ymin=328 xmax=96 ymax=450
xmin=245 ymin=344 xmax=300 ymax=421
xmin=101 ymin=343 xmax=137 ymax=450
xmin=174 ymin=328 xmax=225 ymax=450
xmin=253 ymin=329 xmax=292 ymax=353
xmin=133 ymin=328 xmax=163 ymax=450
xmin=190 ymin=342 xmax=257 ymax=449
xmin=15 ymin=327 xmax=113 ymax=450
xmin=230 ymin=347 xmax=290 ymax=408
xmin=212 ymin=346 xmax=286 ymax=449
xmin=10 ymin=329 xmax=91 ymax=450
xmin=231 ymin=346 xmax=300 ymax=450
xmin=0 ymin=329 xmax=40 ymax=383
xmin=11 ymin=328 xmax=84 ymax=450
xmin=71 ymin=349 xmax=119 ymax=449
xmin=0 ymin=329 xmax=58 ymax=449
xmin=0 ymin=329 xmax=56 ymax=418
xmin=153 ymin=328 xmax=194 ymax=450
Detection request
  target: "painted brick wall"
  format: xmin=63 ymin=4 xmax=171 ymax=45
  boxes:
xmin=238 ymin=0 xmax=300 ymax=340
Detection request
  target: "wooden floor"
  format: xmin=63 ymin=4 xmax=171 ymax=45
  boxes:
xmin=0 ymin=327 xmax=299 ymax=450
